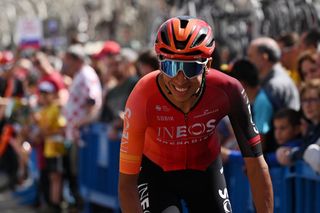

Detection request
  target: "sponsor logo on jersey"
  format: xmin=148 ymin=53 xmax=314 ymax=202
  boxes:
xmin=156 ymin=119 xmax=216 ymax=145
xmin=156 ymin=116 xmax=174 ymax=121
xmin=120 ymin=107 xmax=131 ymax=153
xmin=218 ymin=187 xmax=232 ymax=213
xmin=220 ymin=167 xmax=224 ymax=174
xmin=194 ymin=109 xmax=219 ymax=118
xmin=241 ymin=89 xmax=259 ymax=134
xmin=155 ymin=105 xmax=170 ymax=112
xmin=138 ymin=183 xmax=151 ymax=213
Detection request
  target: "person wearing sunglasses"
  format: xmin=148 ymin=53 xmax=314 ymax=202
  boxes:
xmin=118 ymin=16 xmax=273 ymax=213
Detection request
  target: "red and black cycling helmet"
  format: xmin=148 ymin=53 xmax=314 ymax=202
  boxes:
xmin=155 ymin=16 xmax=215 ymax=60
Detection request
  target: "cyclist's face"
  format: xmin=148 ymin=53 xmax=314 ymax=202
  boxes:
xmin=161 ymin=69 xmax=203 ymax=103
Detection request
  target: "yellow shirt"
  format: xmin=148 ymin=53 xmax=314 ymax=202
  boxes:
xmin=286 ymin=69 xmax=301 ymax=85
xmin=38 ymin=104 xmax=66 ymax=158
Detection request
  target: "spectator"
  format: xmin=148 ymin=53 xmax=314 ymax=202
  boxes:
xmin=276 ymin=79 xmax=320 ymax=166
xmin=62 ymin=44 xmax=102 ymax=210
xmin=0 ymin=51 xmax=24 ymax=189
xmin=100 ymin=48 xmax=139 ymax=139
xmin=32 ymin=51 xmax=68 ymax=106
xmin=34 ymin=81 xmax=66 ymax=212
xmin=247 ymin=37 xmax=301 ymax=154
xmin=222 ymin=108 xmax=303 ymax=168
xmin=269 ymin=108 xmax=303 ymax=166
xmin=136 ymin=49 xmax=159 ymax=77
xmin=229 ymin=58 xmax=274 ymax=137
xmin=0 ymin=51 xmax=24 ymax=99
xmin=276 ymin=32 xmax=301 ymax=84
xmin=298 ymin=28 xmax=320 ymax=54
xmin=247 ymin=37 xmax=300 ymax=112
xmin=297 ymin=51 xmax=320 ymax=82
xmin=96 ymin=40 xmax=121 ymax=99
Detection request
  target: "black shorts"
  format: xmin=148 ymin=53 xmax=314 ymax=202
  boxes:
xmin=45 ymin=157 xmax=64 ymax=173
xmin=138 ymin=156 xmax=232 ymax=213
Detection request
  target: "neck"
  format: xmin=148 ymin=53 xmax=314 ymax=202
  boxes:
xmin=259 ymin=63 xmax=274 ymax=81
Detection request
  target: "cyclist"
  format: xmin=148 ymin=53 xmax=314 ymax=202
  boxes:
xmin=118 ymin=16 xmax=273 ymax=213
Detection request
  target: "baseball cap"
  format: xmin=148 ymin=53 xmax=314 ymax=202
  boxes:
xmin=94 ymin=40 xmax=121 ymax=59
xmin=38 ymin=81 xmax=57 ymax=93
xmin=121 ymin=48 xmax=138 ymax=63
xmin=66 ymin=44 xmax=88 ymax=61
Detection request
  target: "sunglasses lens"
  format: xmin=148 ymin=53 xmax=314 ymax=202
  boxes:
xmin=160 ymin=60 xmax=206 ymax=79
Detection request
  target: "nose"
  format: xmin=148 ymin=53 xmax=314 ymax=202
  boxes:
xmin=175 ymin=70 xmax=187 ymax=81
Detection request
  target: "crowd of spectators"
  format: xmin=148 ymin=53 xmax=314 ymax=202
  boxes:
xmin=0 ymin=27 xmax=320 ymax=212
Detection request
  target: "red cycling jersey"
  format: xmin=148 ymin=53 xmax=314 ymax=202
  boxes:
xmin=120 ymin=69 xmax=262 ymax=174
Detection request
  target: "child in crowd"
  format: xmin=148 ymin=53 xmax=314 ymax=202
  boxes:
xmin=34 ymin=81 xmax=66 ymax=212
xmin=277 ymin=79 xmax=320 ymax=167
xmin=221 ymin=108 xmax=303 ymax=167
xmin=268 ymin=108 xmax=303 ymax=166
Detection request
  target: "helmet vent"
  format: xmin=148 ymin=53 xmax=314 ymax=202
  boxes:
xmin=160 ymin=48 xmax=175 ymax=54
xmin=173 ymin=24 xmax=192 ymax=50
xmin=191 ymin=28 xmax=208 ymax=48
xmin=175 ymin=38 xmax=190 ymax=50
xmin=184 ymin=50 xmax=203 ymax=56
xmin=160 ymin=27 xmax=170 ymax=46
xmin=206 ymin=37 xmax=215 ymax=47
xmin=180 ymin=19 xmax=189 ymax=28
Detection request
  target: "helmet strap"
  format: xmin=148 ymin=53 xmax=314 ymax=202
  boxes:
xmin=192 ymin=68 xmax=206 ymax=97
xmin=164 ymin=83 xmax=172 ymax=95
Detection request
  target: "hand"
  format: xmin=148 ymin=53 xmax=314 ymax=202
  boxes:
xmin=276 ymin=147 xmax=292 ymax=166
xmin=221 ymin=146 xmax=231 ymax=163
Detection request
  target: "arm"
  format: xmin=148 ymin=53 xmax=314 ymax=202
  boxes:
xmin=118 ymin=173 xmax=142 ymax=213
xmin=118 ymin=78 xmax=148 ymax=212
xmin=244 ymin=156 xmax=273 ymax=213
xmin=226 ymin=80 xmax=273 ymax=212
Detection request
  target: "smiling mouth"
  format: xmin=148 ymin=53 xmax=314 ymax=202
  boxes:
xmin=173 ymin=85 xmax=188 ymax=92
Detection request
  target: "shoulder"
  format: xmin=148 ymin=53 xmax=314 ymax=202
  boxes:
xmin=269 ymin=65 xmax=296 ymax=87
xmin=133 ymin=71 xmax=159 ymax=92
xmin=206 ymin=68 xmax=243 ymax=93
xmin=207 ymin=69 xmax=240 ymax=85
xmin=80 ymin=65 xmax=99 ymax=79
xmin=127 ymin=71 xmax=160 ymax=102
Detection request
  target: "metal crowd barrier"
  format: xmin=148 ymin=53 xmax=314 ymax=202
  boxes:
xmin=12 ymin=122 xmax=320 ymax=213
xmin=12 ymin=148 xmax=39 ymax=206
xmin=225 ymin=159 xmax=320 ymax=213
xmin=79 ymin=123 xmax=121 ymax=213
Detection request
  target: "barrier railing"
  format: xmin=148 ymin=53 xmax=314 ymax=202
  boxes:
xmin=79 ymin=123 xmax=121 ymax=213
xmin=12 ymin=122 xmax=320 ymax=213
xmin=78 ymin=123 xmax=320 ymax=213
xmin=224 ymin=159 xmax=320 ymax=213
